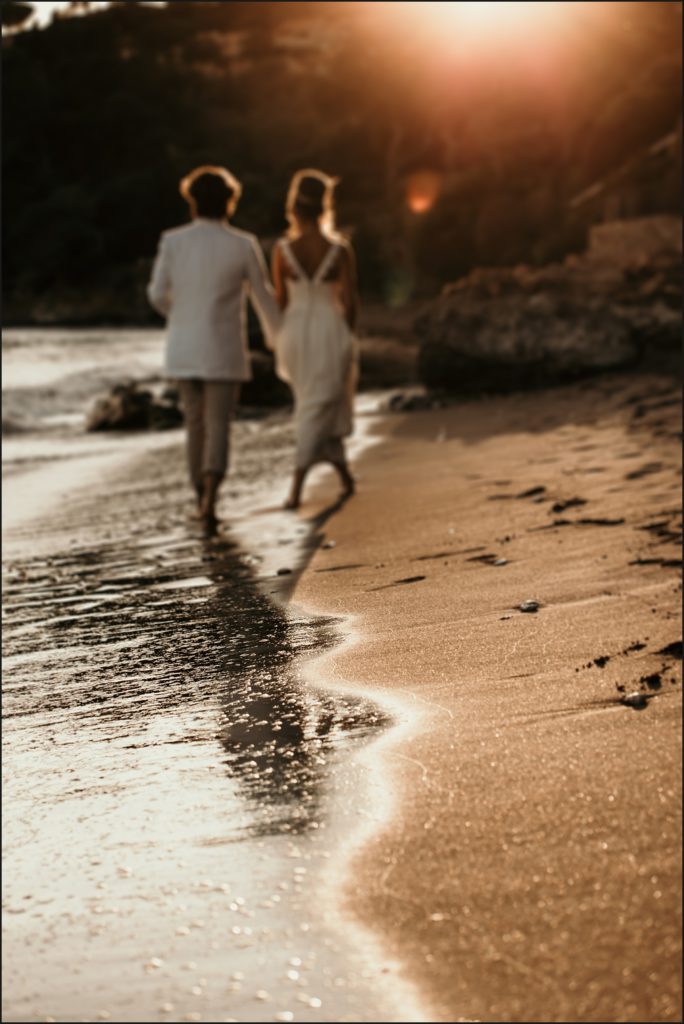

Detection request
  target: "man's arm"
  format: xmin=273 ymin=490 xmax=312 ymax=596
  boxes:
xmin=147 ymin=234 xmax=172 ymax=317
xmin=246 ymin=238 xmax=281 ymax=350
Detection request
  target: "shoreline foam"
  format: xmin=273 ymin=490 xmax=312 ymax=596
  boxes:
xmin=288 ymin=369 xmax=682 ymax=1023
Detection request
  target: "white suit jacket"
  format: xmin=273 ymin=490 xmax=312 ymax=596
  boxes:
xmin=147 ymin=218 xmax=281 ymax=381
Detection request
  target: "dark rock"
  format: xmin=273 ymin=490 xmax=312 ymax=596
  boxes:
xmin=658 ymin=640 xmax=682 ymax=660
xmin=519 ymin=599 xmax=541 ymax=613
xmin=416 ymin=216 xmax=682 ymax=394
xmin=85 ymin=382 xmax=183 ymax=432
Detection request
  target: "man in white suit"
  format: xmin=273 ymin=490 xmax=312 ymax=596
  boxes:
xmin=147 ymin=165 xmax=280 ymax=532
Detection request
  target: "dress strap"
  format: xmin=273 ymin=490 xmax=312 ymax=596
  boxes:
xmin=279 ymin=239 xmax=306 ymax=280
xmin=313 ymin=242 xmax=341 ymax=284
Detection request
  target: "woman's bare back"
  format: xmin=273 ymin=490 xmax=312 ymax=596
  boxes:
xmin=286 ymin=232 xmax=340 ymax=281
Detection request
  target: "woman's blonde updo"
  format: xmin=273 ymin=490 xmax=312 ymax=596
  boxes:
xmin=286 ymin=168 xmax=339 ymax=237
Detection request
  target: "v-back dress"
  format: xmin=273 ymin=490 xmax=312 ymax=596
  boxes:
xmin=274 ymin=238 xmax=358 ymax=470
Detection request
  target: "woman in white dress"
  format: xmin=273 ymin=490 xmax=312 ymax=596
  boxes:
xmin=271 ymin=169 xmax=359 ymax=510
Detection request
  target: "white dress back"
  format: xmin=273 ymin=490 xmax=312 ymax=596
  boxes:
xmin=275 ymin=238 xmax=358 ymax=469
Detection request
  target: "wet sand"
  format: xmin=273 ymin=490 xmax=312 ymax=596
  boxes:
xmin=2 ymin=411 xmax=426 ymax=1023
xmin=3 ymin=364 xmax=681 ymax=1023
xmin=290 ymin=371 xmax=682 ymax=1023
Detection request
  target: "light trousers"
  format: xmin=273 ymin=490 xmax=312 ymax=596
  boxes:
xmin=177 ymin=379 xmax=240 ymax=491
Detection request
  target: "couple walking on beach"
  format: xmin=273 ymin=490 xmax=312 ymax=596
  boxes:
xmin=147 ymin=164 xmax=359 ymax=533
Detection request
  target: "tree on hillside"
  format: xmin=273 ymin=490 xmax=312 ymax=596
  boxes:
xmin=2 ymin=0 xmax=680 ymax=321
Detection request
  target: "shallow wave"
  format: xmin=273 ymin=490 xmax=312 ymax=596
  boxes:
xmin=3 ymin=327 xmax=167 ymax=437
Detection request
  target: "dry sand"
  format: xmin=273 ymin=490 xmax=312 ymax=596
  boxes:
xmin=290 ymin=371 xmax=682 ymax=1023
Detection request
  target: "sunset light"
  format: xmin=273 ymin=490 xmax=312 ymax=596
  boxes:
xmin=406 ymin=0 xmax=569 ymax=47
xmin=3 ymin=3 xmax=682 ymax=1021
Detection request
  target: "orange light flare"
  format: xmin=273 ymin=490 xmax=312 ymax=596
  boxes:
xmin=400 ymin=1 xmax=574 ymax=53
xmin=405 ymin=171 xmax=443 ymax=215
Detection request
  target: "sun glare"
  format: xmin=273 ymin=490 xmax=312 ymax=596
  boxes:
xmin=409 ymin=1 xmax=567 ymax=46
xmin=460 ymin=1 xmax=539 ymax=28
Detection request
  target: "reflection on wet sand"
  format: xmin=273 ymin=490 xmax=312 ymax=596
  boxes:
xmin=2 ymin=448 xmax=406 ymax=1022
xmin=4 ymin=531 xmax=388 ymax=840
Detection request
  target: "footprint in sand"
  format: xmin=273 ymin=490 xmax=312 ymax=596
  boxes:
xmin=625 ymin=462 xmax=664 ymax=480
xmin=550 ymin=497 xmax=588 ymax=514
xmin=315 ymin=563 xmax=367 ymax=573
xmin=658 ymin=640 xmax=682 ymax=659
xmin=629 ymin=557 xmax=682 ymax=569
xmin=466 ymin=554 xmax=508 ymax=566
xmin=368 ymin=575 xmax=426 ymax=592
xmin=414 ymin=551 xmax=457 ymax=561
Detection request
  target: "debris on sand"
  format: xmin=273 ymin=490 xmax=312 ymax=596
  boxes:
xmin=621 ymin=691 xmax=651 ymax=710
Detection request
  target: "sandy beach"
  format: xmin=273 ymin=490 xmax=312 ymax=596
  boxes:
xmin=3 ymin=3 xmax=681 ymax=1020
xmin=2 ymin=327 xmax=681 ymax=1023
xmin=289 ymin=369 xmax=682 ymax=1023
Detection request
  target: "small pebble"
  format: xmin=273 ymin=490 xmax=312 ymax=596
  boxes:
xmin=519 ymin=599 xmax=541 ymax=613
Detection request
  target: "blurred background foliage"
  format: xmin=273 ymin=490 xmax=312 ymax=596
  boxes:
xmin=2 ymin=0 xmax=681 ymax=322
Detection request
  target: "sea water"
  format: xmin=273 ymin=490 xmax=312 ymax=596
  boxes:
xmin=2 ymin=329 xmax=424 ymax=1023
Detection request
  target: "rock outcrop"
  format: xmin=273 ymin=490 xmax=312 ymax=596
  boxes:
xmin=85 ymin=353 xmax=293 ymax=432
xmin=417 ymin=216 xmax=681 ymax=394
xmin=86 ymin=382 xmax=183 ymax=432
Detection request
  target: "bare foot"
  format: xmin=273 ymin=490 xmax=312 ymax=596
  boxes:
xmin=334 ymin=462 xmax=355 ymax=496
xmin=201 ymin=511 xmax=219 ymax=537
xmin=284 ymin=468 xmax=307 ymax=510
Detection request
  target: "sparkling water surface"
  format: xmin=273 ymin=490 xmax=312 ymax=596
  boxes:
xmin=2 ymin=329 xmax=421 ymax=1024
